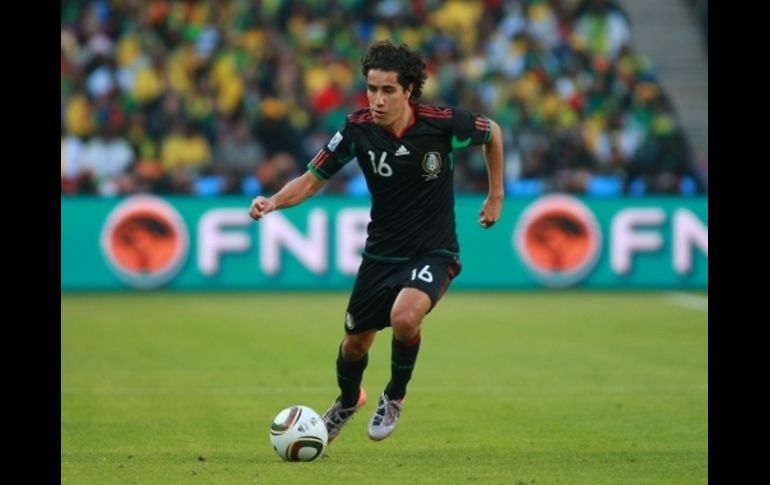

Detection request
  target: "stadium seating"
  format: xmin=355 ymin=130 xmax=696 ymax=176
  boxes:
xmin=60 ymin=0 xmax=707 ymax=197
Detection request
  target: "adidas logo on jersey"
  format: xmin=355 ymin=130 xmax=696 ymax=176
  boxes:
xmin=394 ymin=145 xmax=410 ymax=156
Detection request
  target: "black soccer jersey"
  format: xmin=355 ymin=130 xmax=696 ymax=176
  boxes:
xmin=308 ymin=103 xmax=492 ymax=262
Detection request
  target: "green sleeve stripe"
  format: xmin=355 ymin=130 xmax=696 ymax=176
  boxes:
xmin=339 ymin=154 xmax=356 ymax=165
xmin=481 ymin=115 xmax=492 ymax=143
xmin=339 ymin=142 xmax=357 ymax=166
xmin=451 ymin=135 xmax=472 ymax=149
xmin=307 ymin=164 xmax=329 ymax=180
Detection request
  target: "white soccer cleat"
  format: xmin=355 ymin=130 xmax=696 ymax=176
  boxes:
xmin=322 ymin=388 xmax=367 ymax=443
xmin=367 ymin=393 xmax=404 ymax=441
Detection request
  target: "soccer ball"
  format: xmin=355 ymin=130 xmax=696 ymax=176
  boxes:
xmin=269 ymin=405 xmax=328 ymax=462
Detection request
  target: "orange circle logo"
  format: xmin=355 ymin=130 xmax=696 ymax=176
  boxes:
xmin=514 ymin=195 xmax=601 ymax=287
xmin=100 ymin=196 xmax=189 ymax=289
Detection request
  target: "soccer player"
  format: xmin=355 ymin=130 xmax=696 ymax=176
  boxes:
xmin=249 ymin=40 xmax=503 ymax=442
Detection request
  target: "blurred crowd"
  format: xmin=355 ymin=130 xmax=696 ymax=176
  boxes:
xmin=61 ymin=0 xmax=708 ymax=198
xmin=688 ymin=0 xmax=707 ymax=55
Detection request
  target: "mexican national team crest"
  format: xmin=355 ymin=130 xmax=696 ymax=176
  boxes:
xmin=422 ymin=152 xmax=442 ymax=180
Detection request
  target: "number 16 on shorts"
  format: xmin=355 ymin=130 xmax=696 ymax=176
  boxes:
xmin=411 ymin=265 xmax=433 ymax=283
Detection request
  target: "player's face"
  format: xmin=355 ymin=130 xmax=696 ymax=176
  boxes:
xmin=366 ymin=69 xmax=412 ymax=130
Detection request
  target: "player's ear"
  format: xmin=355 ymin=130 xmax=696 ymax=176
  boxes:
xmin=404 ymin=84 xmax=413 ymax=99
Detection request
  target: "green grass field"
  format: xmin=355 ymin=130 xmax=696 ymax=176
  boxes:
xmin=61 ymin=291 xmax=707 ymax=484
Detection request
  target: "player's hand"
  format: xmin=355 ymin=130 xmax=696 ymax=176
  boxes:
xmin=478 ymin=196 xmax=502 ymax=228
xmin=249 ymin=196 xmax=276 ymax=221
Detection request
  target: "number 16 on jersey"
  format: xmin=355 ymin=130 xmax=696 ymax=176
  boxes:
xmin=368 ymin=150 xmax=393 ymax=177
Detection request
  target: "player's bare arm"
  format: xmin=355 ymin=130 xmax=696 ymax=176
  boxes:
xmin=249 ymin=171 xmax=326 ymax=220
xmin=478 ymin=119 xmax=504 ymax=228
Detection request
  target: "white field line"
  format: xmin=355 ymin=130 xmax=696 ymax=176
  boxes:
xmin=665 ymin=292 xmax=708 ymax=312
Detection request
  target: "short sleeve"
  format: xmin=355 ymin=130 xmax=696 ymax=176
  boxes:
xmin=307 ymin=121 xmax=357 ymax=180
xmin=451 ymin=107 xmax=492 ymax=149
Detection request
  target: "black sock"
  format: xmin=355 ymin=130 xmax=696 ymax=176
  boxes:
xmin=337 ymin=345 xmax=368 ymax=408
xmin=384 ymin=333 xmax=421 ymax=400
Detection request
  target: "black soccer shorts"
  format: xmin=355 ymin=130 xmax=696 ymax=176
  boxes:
xmin=343 ymin=254 xmax=462 ymax=334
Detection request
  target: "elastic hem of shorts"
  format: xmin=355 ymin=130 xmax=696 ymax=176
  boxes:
xmin=362 ymin=249 xmax=459 ymax=263
xmin=361 ymin=252 xmax=411 ymax=263
xmin=428 ymin=249 xmax=459 ymax=257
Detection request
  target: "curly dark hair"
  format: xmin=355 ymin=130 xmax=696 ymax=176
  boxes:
xmin=361 ymin=40 xmax=428 ymax=100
